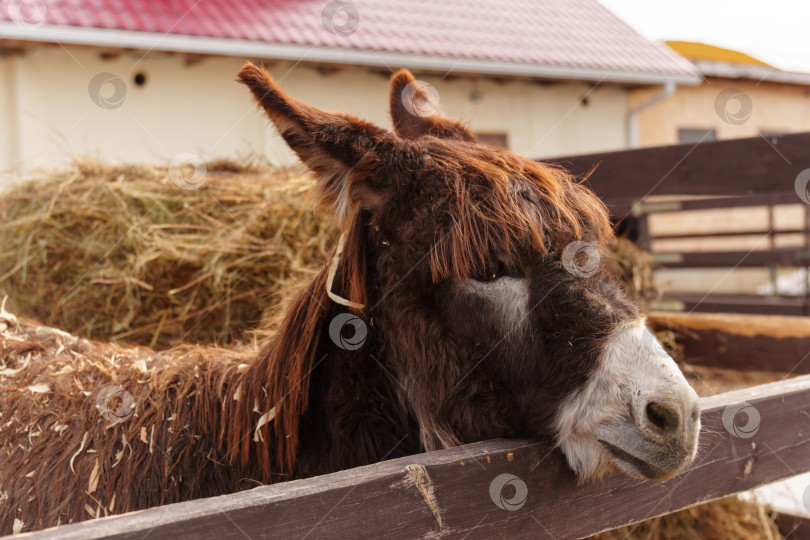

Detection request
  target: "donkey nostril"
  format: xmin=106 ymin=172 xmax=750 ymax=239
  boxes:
xmin=645 ymin=402 xmax=679 ymax=432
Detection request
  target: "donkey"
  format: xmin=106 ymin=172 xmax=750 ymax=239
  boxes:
xmin=0 ymin=64 xmax=700 ymax=534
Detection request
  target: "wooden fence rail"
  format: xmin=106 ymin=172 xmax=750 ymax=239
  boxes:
xmin=549 ymin=132 xmax=810 ymax=201
xmin=649 ymin=311 xmax=810 ymax=374
xmin=15 ymin=374 xmax=810 ymax=540
xmin=548 ymin=132 xmax=810 ymax=316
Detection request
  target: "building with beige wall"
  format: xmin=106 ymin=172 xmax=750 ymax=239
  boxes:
xmin=0 ymin=46 xmax=632 ymax=181
xmin=628 ymin=42 xmax=810 ymax=299
xmin=0 ymin=0 xmax=699 ymax=188
xmin=630 ymin=42 xmax=810 ymax=147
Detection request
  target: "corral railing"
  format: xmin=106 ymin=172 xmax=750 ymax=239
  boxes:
xmin=549 ymin=132 xmax=810 ymax=316
xmin=15 ymin=372 xmax=810 ymax=538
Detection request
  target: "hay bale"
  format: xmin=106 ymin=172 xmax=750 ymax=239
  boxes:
xmin=589 ymin=496 xmax=781 ymax=540
xmin=0 ymin=159 xmax=655 ymax=349
xmin=605 ymin=235 xmax=659 ymax=307
xmin=0 ymin=158 xmax=334 ymax=349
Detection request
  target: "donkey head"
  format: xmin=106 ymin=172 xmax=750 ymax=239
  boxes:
xmin=239 ymin=64 xmax=700 ymax=481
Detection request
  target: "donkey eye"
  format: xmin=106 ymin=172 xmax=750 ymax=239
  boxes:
xmin=472 ymin=260 xmax=522 ymax=282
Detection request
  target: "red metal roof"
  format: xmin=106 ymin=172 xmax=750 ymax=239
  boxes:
xmin=0 ymin=0 xmax=698 ymax=83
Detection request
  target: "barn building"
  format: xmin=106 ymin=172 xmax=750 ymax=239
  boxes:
xmin=0 ymin=0 xmax=698 ymax=186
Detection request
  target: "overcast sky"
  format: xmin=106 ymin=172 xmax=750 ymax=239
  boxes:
xmin=598 ymin=0 xmax=810 ymax=73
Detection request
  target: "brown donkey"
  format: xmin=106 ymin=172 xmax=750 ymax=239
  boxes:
xmin=0 ymin=64 xmax=700 ymax=534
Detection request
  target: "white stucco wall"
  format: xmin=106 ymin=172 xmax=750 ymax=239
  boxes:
xmin=0 ymin=45 xmax=629 ymax=187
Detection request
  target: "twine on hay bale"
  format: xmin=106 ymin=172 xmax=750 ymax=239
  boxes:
xmin=0 ymin=159 xmax=783 ymax=538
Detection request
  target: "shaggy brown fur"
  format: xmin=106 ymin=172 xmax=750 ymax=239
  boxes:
xmin=1 ymin=64 xmax=639 ymax=534
xmin=1 ymin=306 xmax=249 ymax=529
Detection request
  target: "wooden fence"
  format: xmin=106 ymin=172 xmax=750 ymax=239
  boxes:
xmin=16 ymin=319 xmax=810 ymax=539
xmin=551 ymin=132 xmax=810 ymax=316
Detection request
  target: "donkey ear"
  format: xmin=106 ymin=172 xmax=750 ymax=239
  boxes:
xmin=238 ymin=62 xmax=394 ymax=224
xmin=389 ymin=69 xmax=477 ymax=142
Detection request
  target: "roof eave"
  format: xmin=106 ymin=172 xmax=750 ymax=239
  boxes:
xmin=692 ymin=60 xmax=810 ymax=86
xmin=0 ymin=22 xmax=703 ymax=86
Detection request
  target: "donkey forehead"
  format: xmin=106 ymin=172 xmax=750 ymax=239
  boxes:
xmin=372 ymin=140 xmax=611 ymax=283
xmin=417 ymin=140 xmax=534 ymax=181
xmin=401 ymin=146 xmax=537 ymax=212
xmin=378 ymin=168 xmax=559 ymax=281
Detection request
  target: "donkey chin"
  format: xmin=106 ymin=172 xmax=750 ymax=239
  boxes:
xmin=555 ymin=320 xmax=701 ymax=482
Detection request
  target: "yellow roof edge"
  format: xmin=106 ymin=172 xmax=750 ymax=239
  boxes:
xmin=666 ymin=41 xmax=772 ymax=68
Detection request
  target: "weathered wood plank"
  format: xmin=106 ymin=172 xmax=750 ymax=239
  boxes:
xmin=14 ymin=375 xmax=810 ymax=540
xmin=661 ymin=294 xmax=809 ymax=316
xmin=642 ymin=192 xmax=803 ymax=212
xmin=606 ymin=191 xmax=805 ymax=217
xmin=548 ymin=132 xmax=810 ymax=200
xmin=648 ymin=248 xmax=808 ymax=268
xmin=775 ymin=513 xmax=810 ymax=538
xmin=649 ymin=311 xmax=810 ymax=373
xmin=653 ymin=228 xmax=803 ymax=241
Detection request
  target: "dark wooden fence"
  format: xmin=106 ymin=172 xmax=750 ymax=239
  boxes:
xmin=550 ymin=132 xmax=810 ymax=315
xmin=15 ymin=329 xmax=810 ymax=539
xmin=648 ymin=311 xmax=810 ymax=374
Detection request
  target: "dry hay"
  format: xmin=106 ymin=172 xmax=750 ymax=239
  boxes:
xmin=0 ymin=159 xmax=654 ymax=350
xmin=604 ymin=234 xmax=659 ymax=308
xmin=0 ymin=160 xmax=783 ymax=538
xmin=681 ymin=363 xmax=788 ymax=398
xmin=0 ymin=159 xmax=334 ymax=349
xmin=0 ymin=159 xmax=659 ymax=350
xmin=590 ymin=496 xmax=781 ymax=540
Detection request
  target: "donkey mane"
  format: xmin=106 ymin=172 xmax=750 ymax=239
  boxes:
xmin=236 ymin=63 xmax=612 ymax=283
xmin=417 ymin=139 xmax=611 ymax=281
xmin=227 ymin=211 xmax=370 ymax=475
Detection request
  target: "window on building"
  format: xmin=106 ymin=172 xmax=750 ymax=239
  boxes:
xmin=678 ymin=128 xmax=717 ymax=144
xmin=476 ymin=132 xmax=509 ymax=148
